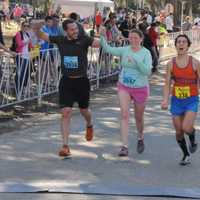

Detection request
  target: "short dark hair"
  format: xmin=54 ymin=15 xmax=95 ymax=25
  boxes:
xmin=52 ymin=14 xmax=59 ymax=19
xmin=69 ymin=12 xmax=79 ymax=21
xmin=151 ymin=22 xmax=157 ymax=27
xmin=138 ymin=23 xmax=147 ymax=33
xmin=109 ymin=12 xmax=116 ymax=19
xmin=62 ymin=19 xmax=76 ymax=30
xmin=175 ymin=34 xmax=191 ymax=47
xmin=45 ymin=16 xmax=53 ymax=22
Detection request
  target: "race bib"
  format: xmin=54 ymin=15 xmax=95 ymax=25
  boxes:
xmin=175 ymin=86 xmax=190 ymax=99
xmin=64 ymin=56 xmax=78 ymax=69
xmin=123 ymin=76 xmax=136 ymax=85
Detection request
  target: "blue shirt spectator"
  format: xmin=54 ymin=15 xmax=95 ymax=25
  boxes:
xmin=41 ymin=16 xmax=54 ymax=50
xmin=51 ymin=14 xmax=64 ymax=36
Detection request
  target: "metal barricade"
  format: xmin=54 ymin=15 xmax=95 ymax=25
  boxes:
xmin=165 ymin=30 xmax=200 ymax=47
xmin=0 ymin=48 xmax=61 ymax=108
xmin=1 ymin=30 xmax=200 ymax=108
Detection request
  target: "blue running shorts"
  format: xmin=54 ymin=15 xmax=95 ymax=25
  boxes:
xmin=170 ymin=96 xmax=199 ymax=116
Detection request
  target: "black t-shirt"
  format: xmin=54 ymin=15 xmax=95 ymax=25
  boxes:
xmin=49 ymin=35 xmax=93 ymax=77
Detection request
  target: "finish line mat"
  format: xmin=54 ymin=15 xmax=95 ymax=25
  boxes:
xmin=0 ymin=182 xmax=200 ymax=199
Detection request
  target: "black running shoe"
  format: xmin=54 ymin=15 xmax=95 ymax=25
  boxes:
xmin=179 ymin=155 xmax=191 ymax=166
xmin=137 ymin=139 xmax=145 ymax=154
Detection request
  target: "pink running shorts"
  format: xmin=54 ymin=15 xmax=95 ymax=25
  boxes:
xmin=117 ymin=82 xmax=149 ymax=104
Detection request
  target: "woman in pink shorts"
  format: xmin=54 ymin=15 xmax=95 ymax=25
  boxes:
xmin=100 ymin=28 xmax=152 ymax=156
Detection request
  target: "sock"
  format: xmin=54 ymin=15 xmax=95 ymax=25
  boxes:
xmin=187 ymin=129 xmax=196 ymax=146
xmin=138 ymin=133 xmax=144 ymax=140
xmin=177 ymin=137 xmax=190 ymax=157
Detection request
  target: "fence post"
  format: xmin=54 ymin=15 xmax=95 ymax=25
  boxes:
xmin=37 ymin=53 xmax=42 ymax=106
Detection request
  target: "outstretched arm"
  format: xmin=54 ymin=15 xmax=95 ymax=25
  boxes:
xmin=100 ymin=36 xmax=124 ymax=56
xmin=32 ymin=22 xmax=50 ymax=42
xmin=98 ymin=26 xmax=124 ymax=56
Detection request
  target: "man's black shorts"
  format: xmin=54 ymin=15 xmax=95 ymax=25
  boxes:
xmin=59 ymin=76 xmax=90 ymax=109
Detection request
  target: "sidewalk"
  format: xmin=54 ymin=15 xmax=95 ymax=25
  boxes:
xmin=0 ymin=58 xmax=200 ymax=199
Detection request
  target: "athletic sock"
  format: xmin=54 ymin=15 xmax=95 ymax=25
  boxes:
xmin=177 ymin=137 xmax=190 ymax=157
xmin=187 ymin=129 xmax=196 ymax=146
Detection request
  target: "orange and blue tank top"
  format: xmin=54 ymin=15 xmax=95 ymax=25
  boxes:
xmin=171 ymin=56 xmax=199 ymax=98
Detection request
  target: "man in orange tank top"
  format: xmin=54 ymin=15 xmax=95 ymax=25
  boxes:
xmin=161 ymin=34 xmax=200 ymax=165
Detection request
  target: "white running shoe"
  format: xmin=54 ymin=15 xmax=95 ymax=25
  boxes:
xmin=179 ymin=155 xmax=191 ymax=166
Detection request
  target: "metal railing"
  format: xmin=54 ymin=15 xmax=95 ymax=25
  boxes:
xmin=0 ymin=49 xmax=61 ymax=108
xmin=159 ymin=29 xmax=200 ymax=60
xmin=1 ymin=29 xmax=200 ymax=109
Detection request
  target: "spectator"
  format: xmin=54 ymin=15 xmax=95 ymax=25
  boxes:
xmin=51 ymin=14 xmax=64 ymax=36
xmin=0 ymin=19 xmax=4 ymax=45
xmin=139 ymin=23 xmax=158 ymax=72
xmin=104 ymin=15 xmax=121 ymax=42
xmin=192 ymin=22 xmax=200 ymax=30
xmin=12 ymin=4 xmax=23 ymax=24
xmin=119 ymin=15 xmax=131 ymax=38
xmin=131 ymin=17 xmax=137 ymax=29
xmin=182 ymin=16 xmax=192 ymax=31
xmin=165 ymin=13 xmax=174 ymax=33
xmin=146 ymin=11 xmax=153 ymax=25
xmin=148 ymin=22 xmax=159 ymax=67
xmin=40 ymin=16 xmax=54 ymax=51
xmin=15 ymin=21 xmax=33 ymax=95
xmin=95 ymin=10 xmax=103 ymax=34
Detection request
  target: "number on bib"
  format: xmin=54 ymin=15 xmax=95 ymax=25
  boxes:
xmin=175 ymin=86 xmax=190 ymax=99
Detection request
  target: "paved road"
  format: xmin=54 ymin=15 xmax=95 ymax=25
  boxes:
xmin=1 ymin=52 xmax=200 ymax=199
xmin=0 ymin=194 xmax=193 ymax=200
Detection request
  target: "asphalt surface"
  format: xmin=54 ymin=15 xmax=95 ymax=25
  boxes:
xmin=1 ymin=52 xmax=200 ymax=199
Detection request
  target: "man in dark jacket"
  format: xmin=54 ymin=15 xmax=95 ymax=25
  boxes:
xmin=119 ymin=15 xmax=131 ymax=38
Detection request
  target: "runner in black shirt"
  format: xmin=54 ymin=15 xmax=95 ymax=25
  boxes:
xmin=35 ymin=19 xmax=100 ymax=157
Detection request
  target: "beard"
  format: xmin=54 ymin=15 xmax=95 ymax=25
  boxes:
xmin=67 ymin=32 xmax=78 ymax=40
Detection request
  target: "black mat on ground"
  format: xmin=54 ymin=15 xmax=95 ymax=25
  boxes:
xmin=0 ymin=183 xmax=200 ymax=199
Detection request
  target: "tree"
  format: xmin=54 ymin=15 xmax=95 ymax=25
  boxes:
xmin=145 ymin=0 xmax=169 ymax=12
xmin=115 ymin=0 xmax=127 ymax=7
xmin=146 ymin=0 xmax=194 ymax=26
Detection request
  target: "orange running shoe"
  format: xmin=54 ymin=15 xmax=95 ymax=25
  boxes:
xmin=85 ymin=125 xmax=94 ymax=141
xmin=58 ymin=145 xmax=71 ymax=157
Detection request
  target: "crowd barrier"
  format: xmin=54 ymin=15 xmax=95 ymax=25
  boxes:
xmin=1 ymin=29 xmax=200 ymax=109
xmin=159 ymin=29 xmax=200 ymax=60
